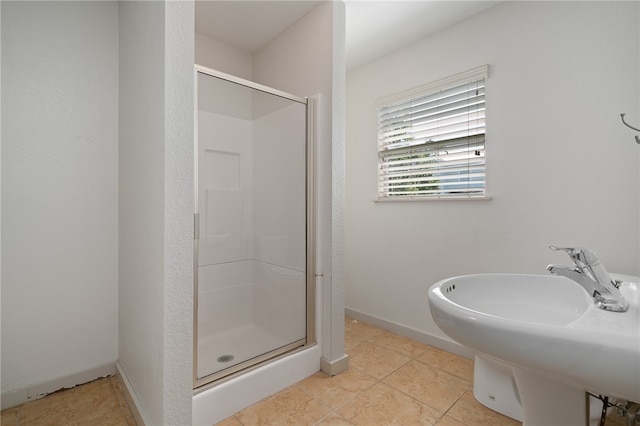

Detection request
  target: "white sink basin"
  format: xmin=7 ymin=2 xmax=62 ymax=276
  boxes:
xmin=432 ymin=274 xmax=592 ymax=326
xmin=428 ymin=273 xmax=640 ymax=425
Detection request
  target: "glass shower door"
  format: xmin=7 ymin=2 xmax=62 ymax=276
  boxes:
xmin=194 ymin=66 xmax=313 ymax=387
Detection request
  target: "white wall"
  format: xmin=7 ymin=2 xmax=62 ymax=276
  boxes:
xmin=253 ymin=0 xmax=348 ymax=371
xmin=346 ymin=1 xmax=640 ymax=343
xmin=118 ymin=3 xmax=165 ymax=421
xmin=162 ymin=4 xmax=195 ymax=423
xmin=195 ymin=32 xmax=252 ymax=81
xmin=2 ymin=0 xmax=194 ymax=421
xmin=1 ymin=1 xmax=119 ymax=406
xmin=118 ymin=1 xmax=194 ymax=425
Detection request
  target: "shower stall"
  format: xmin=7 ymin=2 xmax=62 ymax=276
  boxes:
xmin=193 ymin=65 xmax=315 ymax=389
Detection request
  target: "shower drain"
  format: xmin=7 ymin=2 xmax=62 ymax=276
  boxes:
xmin=217 ymin=354 xmax=234 ymax=363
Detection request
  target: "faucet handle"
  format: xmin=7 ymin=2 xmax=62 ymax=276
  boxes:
xmin=548 ymin=246 xmax=599 ymax=268
xmin=549 ymin=246 xmax=577 ymax=254
xmin=548 ymin=246 xmax=627 ymax=311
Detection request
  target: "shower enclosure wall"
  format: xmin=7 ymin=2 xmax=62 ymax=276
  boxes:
xmin=194 ymin=65 xmax=315 ymax=389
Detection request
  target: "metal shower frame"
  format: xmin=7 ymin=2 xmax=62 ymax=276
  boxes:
xmin=192 ymin=64 xmax=316 ymax=391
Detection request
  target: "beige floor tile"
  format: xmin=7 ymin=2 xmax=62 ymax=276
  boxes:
xmin=234 ymin=386 xmax=331 ymax=426
xmin=446 ymin=390 xmax=521 ymax=426
xmin=1 ymin=408 xmax=18 ymax=426
xmin=75 ymin=414 xmax=131 ymax=426
xmin=295 ymin=369 xmax=377 ymax=410
xmin=338 ymin=382 xmax=441 ymax=425
xmin=215 ymin=415 xmax=242 ymax=426
xmin=344 ymin=318 xmax=385 ymax=350
xmin=434 ymin=415 xmax=467 ymax=426
xmin=369 ymin=330 xmax=432 ymax=359
xmin=316 ymin=413 xmax=356 ymax=425
xmin=383 ymin=360 xmax=471 ymax=413
xmin=109 ymin=376 xmax=137 ymax=426
xmin=2 ymin=377 xmax=135 ymax=426
xmin=348 ymin=342 xmax=411 ymax=380
xmin=606 ymin=411 xmax=631 ymax=426
xmin=19 ymin=378 xmax=126 ymax=426
xmin=415 ymin=345 xmax=474 ymax=382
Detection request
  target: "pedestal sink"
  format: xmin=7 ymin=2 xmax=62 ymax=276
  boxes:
xmin=428 ymin=273 xmax=640 ymax=425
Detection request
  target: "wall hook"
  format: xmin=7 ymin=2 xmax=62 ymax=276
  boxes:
xmin=620 ymin=113 xmax=640 ymax=144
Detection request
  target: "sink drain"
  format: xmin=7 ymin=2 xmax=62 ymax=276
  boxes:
xmin=217 ymin=354 xmax=234 ymax=363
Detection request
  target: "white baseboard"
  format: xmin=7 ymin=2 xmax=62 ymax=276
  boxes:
xmin=320 ymin=354 xmax=349 ymax=376
xmin=1 ymin=362 xmax=116 ymax=410
xmin=115 ymin=362 xmax=150 ymax=426
xmin=344 ymin=308 xmax=473 ymax=359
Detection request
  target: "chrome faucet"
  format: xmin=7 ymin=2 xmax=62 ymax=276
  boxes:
xmin=547 ymin=246 xmax=629 ymax=312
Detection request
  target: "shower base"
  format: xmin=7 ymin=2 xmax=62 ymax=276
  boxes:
xmin=197 ymin=323 xmax=299 ymax=379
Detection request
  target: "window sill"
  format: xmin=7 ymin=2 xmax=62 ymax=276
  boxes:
xmin=374 ymin=195 xmax=492 ymax=202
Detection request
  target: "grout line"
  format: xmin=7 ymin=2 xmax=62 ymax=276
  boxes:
xmin=346 ymin=322 xmax=477 ymax=426
xmin=437 ymin=385 xmax=471 ymax=426
xmin=376 ymin=380 xmax=449 ymax=420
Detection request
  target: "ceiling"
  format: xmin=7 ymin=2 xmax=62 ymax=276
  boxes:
xmin=195 ymin=1 xmax=323 ymax=53
xmin=195 ymin=0 xmax=501 ymax=70
xmin=345 ymin=1 xmax=500 ymax=70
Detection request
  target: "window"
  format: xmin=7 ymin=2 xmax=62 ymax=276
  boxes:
xmin=377 ymin=65 xmax=488 ymax=200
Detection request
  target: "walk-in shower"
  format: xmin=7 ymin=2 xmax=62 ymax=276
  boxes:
xmin=193 ymin=65 xmax=315 ymax=389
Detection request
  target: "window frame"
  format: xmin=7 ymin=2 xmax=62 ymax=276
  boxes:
xmin=375 ymin=65 xmax=491 ymax=202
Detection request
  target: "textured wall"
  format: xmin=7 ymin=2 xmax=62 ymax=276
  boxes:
xmin=1 ymin=0 xmax=119 ymax=401
xmin=118 ymin=1 xmax=194 ymax=424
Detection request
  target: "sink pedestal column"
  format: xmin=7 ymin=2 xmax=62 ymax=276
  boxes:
xmin=512 ymin=368 xmax=588 ymax=426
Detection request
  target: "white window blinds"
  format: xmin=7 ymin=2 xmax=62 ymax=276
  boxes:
xmin=377 ymin=65 xmax=488 ymax=199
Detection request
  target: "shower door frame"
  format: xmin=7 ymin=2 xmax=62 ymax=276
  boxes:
xmin=193 ymin=64 xmax=316 ymax=390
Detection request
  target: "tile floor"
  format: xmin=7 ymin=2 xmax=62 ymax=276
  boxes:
xmin=218 ymin=317 xmax=521 ymax=426
xmin=0 ymin=376 xmax=136 ymax=426
xmin=0 ymin=317 xmax=629 ymax=426
xmin=219 ymin=318 xmax=628 ymax=426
